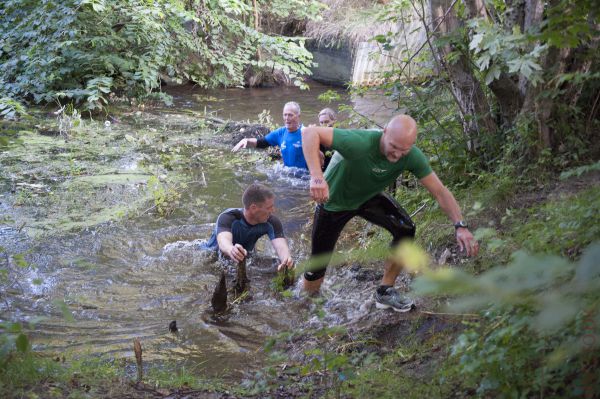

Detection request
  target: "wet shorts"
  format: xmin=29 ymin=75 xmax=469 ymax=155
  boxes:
xmin=304 ymin=192 xmax=416 ymax=281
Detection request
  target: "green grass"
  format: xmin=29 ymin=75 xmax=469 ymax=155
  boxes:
xmin=344 ymin=334 xmax=454 ymax=399
xmin=0 ymin=353 xmax=64 ymax=396
xmin=0 ymin=352 xmax=129 ymax=398
xmin=0 ymin=351 xmax=230 ymax=398
xmin=513 ymin=186 xmax=600 ymax=256
xmin=145 ymin=364 xmax=228 ymax=392
xmin=388 ymin=173 xmax=600 ymax=273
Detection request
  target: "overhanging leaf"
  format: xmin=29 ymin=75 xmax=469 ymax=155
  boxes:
xmin=575 ymin=243 xmax=600 ymax=286
xmin=16 ymin=333 xmax=29 ymax=352
xmin=533 ymin=293 xmax=579 ymax=334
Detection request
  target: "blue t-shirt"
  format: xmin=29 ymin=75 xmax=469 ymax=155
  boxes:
xmin=264 ymin=126 xmax=307 ymax=169
xmin=202 ymin=208 xmax=285 ymax=252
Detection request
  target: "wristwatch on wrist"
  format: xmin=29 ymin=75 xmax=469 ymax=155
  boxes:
xmin=454 ymin=220 xmax=468 ymax=230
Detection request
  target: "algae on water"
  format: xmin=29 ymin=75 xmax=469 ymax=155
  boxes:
xmin=0 ymin=109 xmax=219 ymax=238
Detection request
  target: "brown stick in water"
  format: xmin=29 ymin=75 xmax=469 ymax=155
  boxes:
xmin=133 ymin=338 xmax=142 ymax=382
xmin=233 ymin=258 xmax=249 ymax=296
xmin=211 ymin=271 xmax=228 ymax=313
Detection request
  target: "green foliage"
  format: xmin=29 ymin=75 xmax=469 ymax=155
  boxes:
xmin=0 ymin=0 xmax=319 ymax=109
xmin=0 ymin=322 xmax=30 ymax=364
xmin=560 ymin=161 xmax=600 ymax=180
xmin=299 ymin=324 xmax=355 ymax=391
xmin=444 ymin=309 xmax=597 ymax=398
xmin=0 ymin=300 xmax=48 ymax=392
xmin=414 ymin=243 xmax=600 ymax=397
xmin=318 ymin=89 xmax=343 ymax=103
xmin=539 ymin=0 xmax=599 ymax=48
xmin=346 ymin=345 xmax=447 ymax=399
xmin=514 ymin=186 xmax=600 ymax=255
xmin=147 ymin=175 xmax=184 ymax=217
xmin=0 ymin=351 xmax=64 ymax=396
xmin=270 ymin=267 xmax=295 ymax=294
xmin=0 ymin=97 xmax=27 ymax=121
xmin=468 ymin=20 xmax=546 ymax=86
xmin=358 ymin=0 xmax=599 ymax=174
xmin=1 ymin=0 xmax=187 ymax=107
xmin=0 ymin=247 xmax=37 ymax=368
xmin=55 ymin=102 xmax=83 ymax=139
xmin=255 ymin=109 xmax=275 ymax=128
xmin=0 ymin=351 xmax=130 ymax=397
xmin=262 ymin=0 xmax=326 ymax=20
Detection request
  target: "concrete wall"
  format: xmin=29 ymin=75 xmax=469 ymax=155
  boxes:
xmin=308 ymin=6 xmax=428 ymax=87
xmin=307 ymin=41 xmax=354 ymax=87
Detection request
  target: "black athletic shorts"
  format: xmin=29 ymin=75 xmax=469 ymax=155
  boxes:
xmin=304 ymin=192 xmax=416 ymax=281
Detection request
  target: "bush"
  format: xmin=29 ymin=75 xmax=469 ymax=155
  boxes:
xmin=415 ymin=243 xmax=600 ymax=398
xmin=0 ymin=0 xmax=318 ymax=109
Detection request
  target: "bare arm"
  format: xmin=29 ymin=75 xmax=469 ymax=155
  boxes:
xmin=232 ymin=138 xmax=258 ymax=152
xmin=419 ymin=172 xmax=479 ymax=256
xmin=271 ymin=237 xmax=294 ymax=271
xmin=216 ymin=232 xmax=247 ymax=262
xmin=301 ymin=126 xmax=334 ymax=203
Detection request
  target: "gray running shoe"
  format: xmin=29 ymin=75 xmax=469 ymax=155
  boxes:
xmin=374 ymin=287 xmax=416 ymax=312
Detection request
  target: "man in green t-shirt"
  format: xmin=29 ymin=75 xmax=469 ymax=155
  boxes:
xmin=301 ymin=115 xmax=479 ymax=312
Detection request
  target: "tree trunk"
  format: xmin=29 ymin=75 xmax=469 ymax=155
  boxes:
xmin=518 ymin=0 xmax=597 ymax=150
xmin=463 ymin=0 xmax=525 ymax=126
xmin=252 ymin=0 xmax=262 ymax=62
xmin=519 ymin=0 xmax=546 ymax=147
xmin=428 ymin=0 xmax=498 ymax=153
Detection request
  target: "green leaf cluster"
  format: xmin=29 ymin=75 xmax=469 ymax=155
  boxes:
xmin=414 ymin=243 xmax=600 ymax=397
xmin=0 ymin=0 xmax=319 ymax=112
xmin=1 ymin=0 xmax=191 ymax=108
xmin=0 ymin=97 xmax=27 ymax=121
xmin=468 ymin=20 xmax=546 ymax=86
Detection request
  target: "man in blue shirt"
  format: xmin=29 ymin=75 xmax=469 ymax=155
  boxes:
xmin=203 ymin=183 xmax=294 ymax=271
xmin=232 ymin=102 xmax=307 ymax=170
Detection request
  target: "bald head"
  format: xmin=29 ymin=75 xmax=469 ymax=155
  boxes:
xmin=380 ymin=115 xmax=418 ymax=162
xmin=386 ymin=115 xmax=417 ymax=142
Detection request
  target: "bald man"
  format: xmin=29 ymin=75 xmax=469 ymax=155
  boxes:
xmin=300 ymin=115 xmax=478 ymax=312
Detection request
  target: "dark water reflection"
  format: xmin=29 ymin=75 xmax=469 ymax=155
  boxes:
xmin=164 ymin=80 xmax=395 ymax=127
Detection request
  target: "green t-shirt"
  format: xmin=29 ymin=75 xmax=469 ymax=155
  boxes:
xmin=323 ymin=128 xmax=433 ymax=211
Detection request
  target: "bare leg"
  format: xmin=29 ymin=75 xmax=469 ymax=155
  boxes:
xmin=302 ymin=276 xmax=324 ymax=294
xmin=381 ymin=258 xmax=402 ymax=286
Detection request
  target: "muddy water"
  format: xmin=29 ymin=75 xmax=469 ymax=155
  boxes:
xmin=3 ymin=151 xmax=314 ymax=378
xmin=1 ymin=82 xmax=394 ymax=379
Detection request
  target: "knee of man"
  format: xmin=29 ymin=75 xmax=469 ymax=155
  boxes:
xmin=391 ymin=224 xmax=416 ymax=246
xmin=304 ymin=269 xmax=326 ymax=281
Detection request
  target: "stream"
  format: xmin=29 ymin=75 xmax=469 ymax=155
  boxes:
xmin=0 ymin=81 xmax=395 ymax=379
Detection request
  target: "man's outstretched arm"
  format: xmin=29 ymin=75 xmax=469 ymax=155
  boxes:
xmin=271 ymin=237 xmax=294 ymax=271
xmin=216 ymin=232 xmax=247 ymax=262
xmin=419 ymin=172 xmax=479 ymax=256
xmin=232 ymin=138 xmax=258 ymax=152
xmin=301 ymin=126 xmax=334 ymax=203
